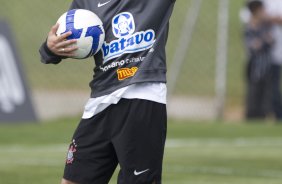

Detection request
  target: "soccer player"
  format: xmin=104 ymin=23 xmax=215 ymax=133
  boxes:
xmin=39 ymin=0 xmax=176 ymax=184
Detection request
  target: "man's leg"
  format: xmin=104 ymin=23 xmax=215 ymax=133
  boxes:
xmin=271 ymin=64 xmax=282 ymax=120
xmin=62 ymin=111 xmax=118 ymax=184
xmin=246 ymin=80 xmax=265 ymax=119
xmin=261 ymin=72 xmax=272 ymax=117
xmin=110 ymin=99 xmax=167 ymax=184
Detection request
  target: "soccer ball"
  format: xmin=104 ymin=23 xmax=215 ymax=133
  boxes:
xmin=56 ymin=9 xmax=105 ymax=59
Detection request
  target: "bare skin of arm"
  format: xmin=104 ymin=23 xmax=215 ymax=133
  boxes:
xmin=270 ymin=16 xmax=282 ymax=25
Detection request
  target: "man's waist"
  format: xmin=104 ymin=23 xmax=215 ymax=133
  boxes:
xmin=90 ymin=69 xmax=167 ymax=98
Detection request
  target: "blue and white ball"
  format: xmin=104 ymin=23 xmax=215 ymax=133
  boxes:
xmin=56 ymin=9 xmax=105 ymax=59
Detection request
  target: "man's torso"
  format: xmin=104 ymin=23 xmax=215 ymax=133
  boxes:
xmin=70 ymin=0 xmax=175 ymax=97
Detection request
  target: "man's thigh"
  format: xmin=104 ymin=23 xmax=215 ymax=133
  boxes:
xmin=111 ymin=99 xmax=167 ymax=184
xmin=63 ymin=111 xmax=118 ymax=184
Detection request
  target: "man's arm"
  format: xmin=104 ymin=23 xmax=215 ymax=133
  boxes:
xmin=244 ymin=28 xmax=273 ymax=54
xmin=269 ymin=16 xmax=282 ymax=25
xmin=244 ymin=29 xmax=263 ymax=53
xmin=39 ymin=0 xmax=84 ymax=64
xmin=39 ymin=24 xmax=77 ymax=64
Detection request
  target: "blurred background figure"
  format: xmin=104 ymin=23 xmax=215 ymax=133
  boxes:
xmin=241 ymin=0 xmax=282 ymax=121
xmin=244 ymin=0 xmax=273 ymax=119
xmin=264 ymin=0 xmax=282 ymax=121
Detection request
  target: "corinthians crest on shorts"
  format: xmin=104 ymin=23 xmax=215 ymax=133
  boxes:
xmin=66 ymin=139 xmax=77 ymax=164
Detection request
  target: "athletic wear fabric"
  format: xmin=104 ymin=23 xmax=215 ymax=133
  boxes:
xmin=64 ymin=99 xmax=167 ymax=184
xmin=82 ymin=82 xmax=167 ymax=119
xmin=39 ymin=0 xmax=176 ymax=98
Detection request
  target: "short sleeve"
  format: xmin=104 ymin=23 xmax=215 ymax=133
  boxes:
xmin=69 ymin=0 xmax=85 ymax=9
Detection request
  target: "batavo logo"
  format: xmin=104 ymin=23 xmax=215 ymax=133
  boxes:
xmin=102 ymin=12 xmax=155 ymax=63
xmin=117 ymin=67 xmax=138 ymax=81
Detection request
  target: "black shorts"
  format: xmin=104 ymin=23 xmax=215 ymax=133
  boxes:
xmin=63 ymin=98 xmax=167 ymax=184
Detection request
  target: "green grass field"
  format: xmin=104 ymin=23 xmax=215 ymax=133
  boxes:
xmin=0 ymin=119 xmax=282 ymax=184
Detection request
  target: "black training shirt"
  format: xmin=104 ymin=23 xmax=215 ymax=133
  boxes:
xmin=39 ymin=0 xmax=176 ymax=98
